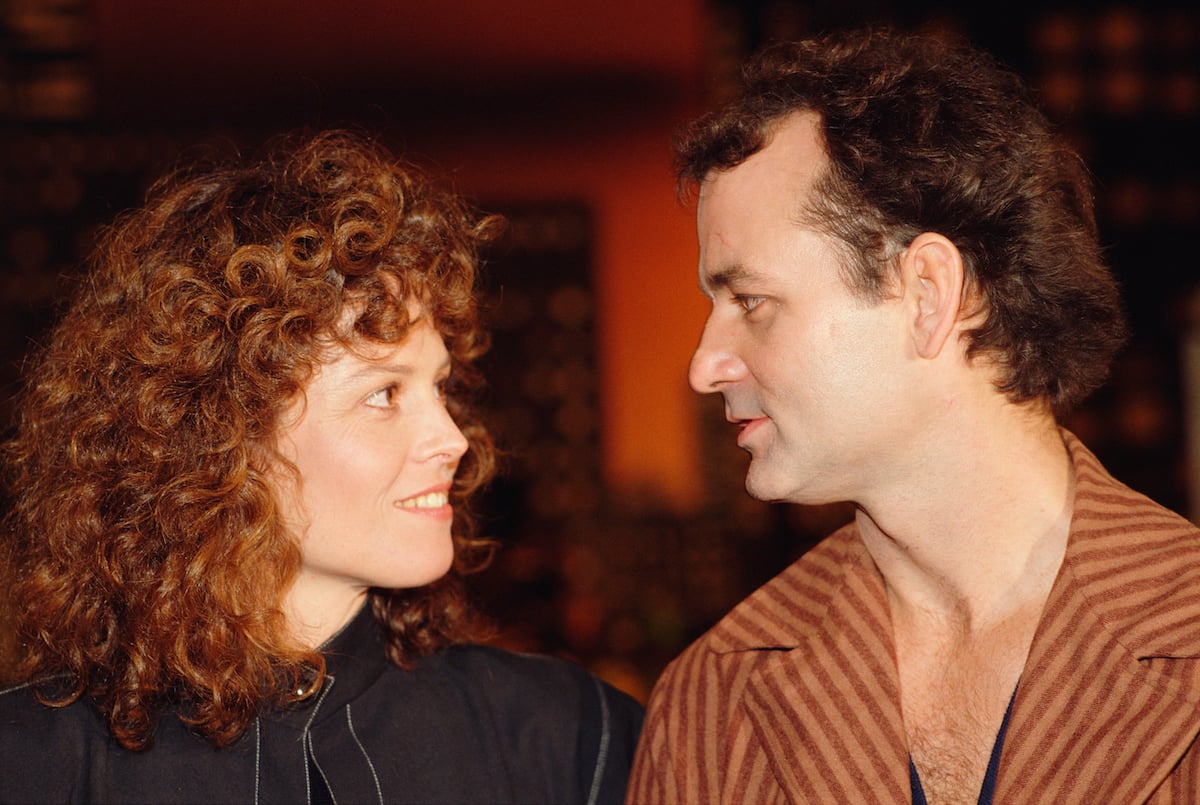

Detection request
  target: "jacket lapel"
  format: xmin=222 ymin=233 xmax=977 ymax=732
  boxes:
xmin=740 ymin=546 xmax=911 ymax=803
xmin=998 ymin=569 xmax=1200 ymax=802
xmin=998 ymin=434 xmax=1200 ymax=802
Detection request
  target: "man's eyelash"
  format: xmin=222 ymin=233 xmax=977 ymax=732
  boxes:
xmin=734 ymin=295 xmax=765 ymax=313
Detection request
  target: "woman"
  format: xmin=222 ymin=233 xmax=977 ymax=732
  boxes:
xmin=0 ymin=130 xmax=641 ymax=804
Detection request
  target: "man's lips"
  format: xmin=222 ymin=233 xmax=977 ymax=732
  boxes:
xmin=734 ymin=416 xmax=769 ymax=448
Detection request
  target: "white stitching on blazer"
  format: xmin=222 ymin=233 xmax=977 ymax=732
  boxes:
xmin=345 ymin=704 xmax=384 ymax=804
xmin=586 ymin=673 xmax=612 ymax=805
xmin=303 ymin=675 xmax=336 ymax=805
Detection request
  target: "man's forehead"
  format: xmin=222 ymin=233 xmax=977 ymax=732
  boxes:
xmin=698 ymin=114 xmax=826 ymax=230
xmin=702 ymin=111 xmax=823 ymax=186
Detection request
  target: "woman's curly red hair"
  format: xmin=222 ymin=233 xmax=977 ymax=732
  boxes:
xmin=0 ymin=130 xmax=501 ymax=750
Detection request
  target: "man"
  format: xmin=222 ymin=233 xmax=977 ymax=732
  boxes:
xmin=628 ymin=27 xmax=1200 ymax=805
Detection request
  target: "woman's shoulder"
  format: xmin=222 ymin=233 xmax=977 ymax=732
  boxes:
xmin=0 ymin=677 xmax=98 ymax=734
xmin=428 ymin=644 xmax=640 ymax=718
xmin=431 ymin=643 xmax=603 ymax=683
xmin=0 ymin=679 xmax=97 ymax=801
xmin=400 ymin=644 xmax=644 ymax=805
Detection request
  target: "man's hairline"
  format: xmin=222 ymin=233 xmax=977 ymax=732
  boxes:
xmin=688 ymin=116 xmax=896 ymax=306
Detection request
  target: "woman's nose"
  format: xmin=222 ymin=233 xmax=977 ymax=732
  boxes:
xmin=423 ymin=403 xmax=469 ymax=464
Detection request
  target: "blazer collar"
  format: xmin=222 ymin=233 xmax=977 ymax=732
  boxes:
xmin=740 ymin=548 xmax=912 ymax=801
xmin=706 ymin=520 xmax=873 ymax=655
xmin=265 ymin=602 xmax=390 ymax=731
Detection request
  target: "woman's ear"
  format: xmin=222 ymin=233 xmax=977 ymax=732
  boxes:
xmin=902 ymin=232 xmax=966 ymax=360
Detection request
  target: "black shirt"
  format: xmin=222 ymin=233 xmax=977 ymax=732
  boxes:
xmin=0 ymin=606 xmax=643 ymax=804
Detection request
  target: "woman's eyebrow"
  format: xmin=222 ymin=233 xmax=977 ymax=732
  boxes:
xmin=342 ymin=356 xmax=453 ymax=384
xmin=346 ymin=363 xmax=415 ymax=380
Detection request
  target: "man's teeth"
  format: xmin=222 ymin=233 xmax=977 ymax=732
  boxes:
xmin=395 ymin=492 xmax=449 ymax=509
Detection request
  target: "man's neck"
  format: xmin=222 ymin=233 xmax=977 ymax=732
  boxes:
xmin=854 ymin=407 xmax=1074 ymax=633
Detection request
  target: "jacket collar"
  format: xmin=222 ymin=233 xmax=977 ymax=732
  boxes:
xmin=740 ymin=545 xmax=911 ymax=800
xmin=266 ymin=602 xmax=390 ymax=731
xmin=714 ymin=430 xmax=1200 ymax=802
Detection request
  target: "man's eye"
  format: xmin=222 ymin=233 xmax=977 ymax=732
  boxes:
xmin=735 ymin=295 xmax=765 ymax=313
xmin=365 ymin=386 xmax=396 ymax=408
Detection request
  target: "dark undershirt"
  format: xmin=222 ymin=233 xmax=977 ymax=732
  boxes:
xmin=910 ymin=688 xmax=1017 ymax=805
xmin=308 ymin=751 xmax=335 ymax=805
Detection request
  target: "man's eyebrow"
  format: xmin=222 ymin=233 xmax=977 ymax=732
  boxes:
xmin=700 ymin=264 xmax=754 ymax=293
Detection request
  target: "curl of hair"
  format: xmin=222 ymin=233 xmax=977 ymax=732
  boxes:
xmin=674 ymin=27 xmax=1127 ymax=415
xmin=1 ymin=130 xmax=502 ymax=750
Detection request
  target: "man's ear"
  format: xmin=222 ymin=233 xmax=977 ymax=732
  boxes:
xmin=902 ymin=232 xmax=965 ymax=360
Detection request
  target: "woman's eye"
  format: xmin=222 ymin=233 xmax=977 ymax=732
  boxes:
xmin=365 ymin=386 xmax=395 ymax=409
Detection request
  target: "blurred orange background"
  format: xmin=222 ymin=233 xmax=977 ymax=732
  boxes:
xmin=4 ymin=0 xmax=1197 ymax=699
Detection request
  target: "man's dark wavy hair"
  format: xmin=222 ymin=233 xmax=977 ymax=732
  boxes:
xmin=676 ymin=27 xmax=1127 ymax=415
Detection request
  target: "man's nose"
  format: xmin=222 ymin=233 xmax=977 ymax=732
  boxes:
xmin=688 ymin=315 xmax=747 ymax=393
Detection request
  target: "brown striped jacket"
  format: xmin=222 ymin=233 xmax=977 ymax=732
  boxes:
xmin=629 ymin=432 xmax=1200 ymax=803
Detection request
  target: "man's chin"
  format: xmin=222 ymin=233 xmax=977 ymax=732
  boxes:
xmin=744 ymin=467 xmax=785 ymax=503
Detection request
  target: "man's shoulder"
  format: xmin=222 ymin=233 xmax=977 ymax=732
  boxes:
xmin=1063 ymin=431 xmax=1200 ymax=651
xmin=683 ymin=521 xmax=864 ymax=659
xmin=1068 ymin=431 xmax=1200 ymax=581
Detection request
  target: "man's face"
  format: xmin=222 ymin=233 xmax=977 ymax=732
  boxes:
xmin=689 ymin=111 xmax=912 ymax=505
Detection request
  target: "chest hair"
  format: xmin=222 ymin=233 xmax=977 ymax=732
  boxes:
xmin=899 ymin=627 xmax=1029 ymax=805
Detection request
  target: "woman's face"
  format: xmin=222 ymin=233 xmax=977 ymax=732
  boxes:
xmin=272 ymin=313 xmax=468 ymax=646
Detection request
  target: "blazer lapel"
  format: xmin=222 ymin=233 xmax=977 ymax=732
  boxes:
xmin=998 ymin=571 xmax=1200 ymax=803
xmin=740 ymin=550 xmax=911 ymax=803
xmin=998 ymin=434 xmax=1200 ymax=802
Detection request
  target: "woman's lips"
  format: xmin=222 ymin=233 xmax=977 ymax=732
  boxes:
xmin=394 ymin=486 xmax=454 ymax=519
